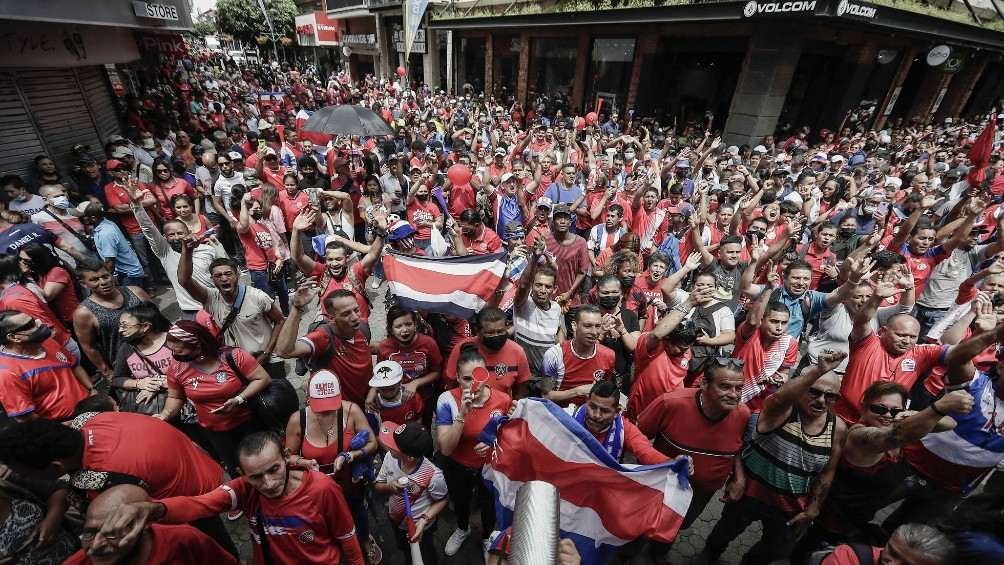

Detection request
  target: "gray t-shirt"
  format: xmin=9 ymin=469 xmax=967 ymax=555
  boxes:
xmin=918 ymin=244 xmax=987 ymax=309
xmin=204 ymin=285 xmax=277 ymax=357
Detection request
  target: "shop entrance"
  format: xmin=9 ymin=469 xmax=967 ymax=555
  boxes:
xmin=777 ymin=42 xmax=843 ymax=132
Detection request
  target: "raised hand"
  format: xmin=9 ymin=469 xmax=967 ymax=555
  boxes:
xmin=816 ymin=349 xmax=848 ymax=374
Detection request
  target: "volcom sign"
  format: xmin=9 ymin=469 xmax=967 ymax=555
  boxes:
xmin=837 ymin=0 xmax=877 ymax=18
xmin=743 ymin=0 xmax=817 ymax=17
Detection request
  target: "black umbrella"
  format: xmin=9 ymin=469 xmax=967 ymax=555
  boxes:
xmin=302 ymin=104 xmax=394 ymax=137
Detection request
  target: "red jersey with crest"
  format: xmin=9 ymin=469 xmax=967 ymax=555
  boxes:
xmin=377 ymin=334 xmax=443 ymax=400
xmin=0 ymin=338 xmax=86 ymax=420
xmin=541 ymin=341 xmax=615 ymax=407
xmin=166 ymin=347 xmax=258 ymax=431
xmin=435 ymin=388 xmax=512 ymax=467
xmin=63 ymin=524 xmax=236 ymax=565
xmin=443 ymin=337 xmax=531 ymax=394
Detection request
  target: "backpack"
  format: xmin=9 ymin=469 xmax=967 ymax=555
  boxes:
xmin=688 ymin=300 xmax=733 ymax=376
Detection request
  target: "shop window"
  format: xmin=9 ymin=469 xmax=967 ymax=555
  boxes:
xmin=529 ymin=38 xmax=577 ymax=105
xmin=587 ymin=37 xmax=636 ymax=115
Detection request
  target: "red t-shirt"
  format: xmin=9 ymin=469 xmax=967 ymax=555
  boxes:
xmin=300 ymin=327 xmax=373 ymax=406
xmin=544 ymin=233 xmax=591 ymax=298
xmin=161 ymin=471 xmax=364 ymax=565
xmin=104 ymin=183 xmax=150 ymax=234
xmin=0 ymin=284 xmax=69 ymax=345
xmin=798 ymin=243 xmax=837 ymax=290
xmin=79 ymin=412 xmax=223 ymax=498
xmin=542 ymin=341 xmax=616 ymax=407
xmin=0 ymin=338 xmax=86 ymax=420
xmin=376 ymin=393 xmax=424 ymax=425
xmin=734 ymin=324 xmax=799 ymax=385
xmin=63 ymin=523 xmax=237 ymax=565
xmin=836 ymin=333 xmax=946 ymax=423
xmin=461 ymin=227 xmax=503 ymax=255
xmin=376 ymin=334 xmax=443 ymax=400
xmin=435 ymin=387 xmax=512 ymax=467
xmin=626 ymin=334 xmax=692 ymax=421
xmin=41 ymin=267 xmax=79 ymax=324
xmin=820 ymin=544 xmax=882 ymax=565
xmin=277 ymin=189 xmax=310 ymax=231
xmin=443 ymin=337 xmax=530 ymax=394
xmin=311 ymin=262 xmax=370 ymax=322
xmin=151 ymin=177 xmax=196 ymax=220
xmin=259 ymin=164 xmax=289 ymax=189
xmin=897 ymin=243 xmax=949 ymax=294
xmin=238 ymin=222 xmax=277 ymax=271
xmin=637 ymin=388 xmax=751 ymax=493
xmin=407 ymin=199 xmax=442 ymax=240
xmin=166 ymin=348 xmax=259 ymax=431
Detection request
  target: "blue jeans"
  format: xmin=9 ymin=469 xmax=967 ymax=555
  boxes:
xmin=249 ymin=269 xmax=289 ymax=314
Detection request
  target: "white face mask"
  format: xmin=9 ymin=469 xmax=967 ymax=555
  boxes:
xmin=50 ymin=195 xmax=71 ymax=210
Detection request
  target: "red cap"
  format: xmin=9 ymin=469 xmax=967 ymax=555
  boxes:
xmin=105 ymin=159 xmax=127 ymax=171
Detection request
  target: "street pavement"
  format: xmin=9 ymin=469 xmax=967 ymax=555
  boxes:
xmin=150 ymin=278 xmax=763 ymax=564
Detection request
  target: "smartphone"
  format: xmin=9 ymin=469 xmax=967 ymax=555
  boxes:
xmin=199 ymin=226 xmax=219 ymax=241
xmin=307 ymin=188 xmax=320 ymax=207
xmin=257 ymin=139 xmax=267 ymax=151
xmin=876 ymin=202 xmax=890 ymax=216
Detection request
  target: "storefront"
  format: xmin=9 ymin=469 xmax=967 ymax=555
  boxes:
xmin=0 ymin=0 xmax=192 ymax=177
xmin=430 ymin=0 xmax=1004 ymax=143
xmin=295 ymin=10 xmax=343 ymax=78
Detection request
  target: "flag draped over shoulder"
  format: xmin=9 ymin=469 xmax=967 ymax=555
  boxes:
xmin=480 ymin=398 xmax=693 ymax=565
xmin=381 ymin=250 xmax=506 ymax=319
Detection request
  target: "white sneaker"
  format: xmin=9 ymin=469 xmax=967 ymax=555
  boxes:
xmin=444 ymin=527 xmax=470 ymax=556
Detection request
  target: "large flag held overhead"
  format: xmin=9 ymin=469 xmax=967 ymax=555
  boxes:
xmin=480 ymin=398 xmax=693 ymax=564
xmin=381 ymin=251 xmax=506 ymax=319
xmin=294 ymin=108 xmax=333 ymax=146
xmin=967 ymin=113 xmax=997 ymax=190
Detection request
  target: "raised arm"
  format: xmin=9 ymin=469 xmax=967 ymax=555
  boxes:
xmin=290 ymin=209 xmax=320 ymax=275
xmin=848 ymin=389 xmax=973 ymax=456
xmin=944 ymin=299 xmax=1004 ymax=387
xmin=177 ymin=235 xmax=209 ymax=305
xmin=759 ymin=350 xmax=847 ymax=431
xmin=886 ymin=194 xmax=937 ymax=252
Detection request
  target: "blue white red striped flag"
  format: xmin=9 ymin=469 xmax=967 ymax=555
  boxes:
xmin=381 ymin=251 xmax=506 ymax=319
xmin=480 ymin=398 xmax=693 ymax=564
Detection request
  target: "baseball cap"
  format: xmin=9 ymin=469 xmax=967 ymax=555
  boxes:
xmin=552 ymin=202 xmax=572 ymax=217
xmin=676 ymin=159 xmax=691 ymax=169
xmin=494 ymin=147 xmax=507 ymax=157
xmin=753 ymin=145 xmax=768 ymax=154
xmin=933 ymin=162 xmax=950 ymax=173
xmin=369 ymin=360 xmax=404 ymax=388
xmin=726 ymin=145 xmax=740 ymax=156
xmin=885 ymin=177 xmax=903 ymax=190
xmin=378 ymin=421 xmax=433 ymax=459
xmin=108 ymin=134 xmax=126 ymax=145
xmin=141 ymin=138 xmax=156 ymax=150
xmin=536 ymin=196 xmax=554 ymax=209
xmin=830 ymin=155 xmax=847 ymax=163
xmin=810 ymin=152 xmax=828 ymax=163
xmin=666 ymin=205 xmax=683 ymax=215
xmin=500 ymin=172 xmax=515 ymax=184
xmin=257 ymin=119 xmax=273 ymax=130
xmin=227 ymin=151 xmax=243 ymax=161
xmin=111 ymin=146 xmax=133 ymax=159
xmin=105 ymin=159 xmax=127 ymax=171
xmin=307 ymin=370 xmax=342 ymax=412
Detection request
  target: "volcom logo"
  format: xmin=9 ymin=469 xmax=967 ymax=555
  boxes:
xmin=743 ymin=0 xmax=817 ymax=16
xmin=837 ymin=0 xmax=877 ymax=18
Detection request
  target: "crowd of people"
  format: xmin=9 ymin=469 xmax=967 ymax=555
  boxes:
xmin=0 ymin=50 xmax=1002 ymax=565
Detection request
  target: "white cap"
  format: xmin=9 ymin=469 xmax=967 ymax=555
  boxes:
xmin=726 ymin=145 xmax=740 ymax=156
xmin=885 ymin=177 xmax=903 ymax=189
xmin=753 ymin=145 xmax=768 ymax=154
xmin=500 ymin=172 xmax=516 ymax=184
xmin=257 ymin=118 xmax=273 ymax=130
xmin=369 ymin=360 xmax=404 ymax=387
xmin=307 ymin=370 xmax=342 ymax=411
xmin=830 ymin=155 xmax=846 ymax=163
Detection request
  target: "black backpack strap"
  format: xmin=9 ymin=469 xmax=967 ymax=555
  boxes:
xmin=299 ymin=407 xmax=307 ymax=444
xmin=224 ymin=348 xmax=250 ymax=386
xmin=850 ymin=543 xmax=875 ymax=565
xmin=337 ymin=407 xmax=344 ymax=453
xmin=308 ymin=322 xmax=338 ymax=371
xmin=255 ymin=508 xmax=275 ymax=565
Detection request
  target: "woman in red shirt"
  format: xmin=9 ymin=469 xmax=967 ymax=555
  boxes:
xmin=17 ymin=244 xmax=79 ymax=330
xmin=170 ymin=194 xmax=209 ymax=237
xmin=157 ymin=321 xmax=270 ymax=478
xmin=150 ymin=158 xmax=195 ymax=220
xmin=435 ymin=344 xmax=512 ymax=555
xmin=285 ymin=370 xmax=378 ymax=560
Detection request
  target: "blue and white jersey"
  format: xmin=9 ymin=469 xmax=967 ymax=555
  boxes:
xmin=917 ymin=371 xmax=1004 ymax=477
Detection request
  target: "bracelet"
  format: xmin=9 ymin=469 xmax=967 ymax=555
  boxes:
xmin=929 ymin=403 xmax=948 ymax=417
xmin=234 ymin=395 xmax=246 ymax=405
xmin=454 ymin=417 xmax=465 ymax=424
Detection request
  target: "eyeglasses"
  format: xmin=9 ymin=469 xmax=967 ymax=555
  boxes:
xmin=808 ymin=387 xmax=841 ymax=403
xmin=711 ymin=357 xmax=745 ymax=370
xmin=867 ymin=404 xmax=905 ymax=417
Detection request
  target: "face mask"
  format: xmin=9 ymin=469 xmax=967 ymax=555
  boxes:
xmin=172 ymin=351 xmax=199 ymax=362
xmin=250 ymin=210 xmax=263 ymax=221
xmin=51 ymin=196 xmax=71 ymax=210
xmin=598 ymin=295 xmax=620 ymax=309
xmin=862 ymin=205 xmax=877 ymax=215
xmin=839 ymin=227 xmax=857 ymax=238
xmin=20 ymin=325 xmax=51 ymax=344
xmin=482 ymin=334 xmax=508 ymax=351
xmin=417 ymin=194 xmax=429 ymax=201
xmin=620 ymin=276 xmax=635 ymax=289
xmin=124 ymin=331 xmax=145 ymax=345
xmin=168 ymin=241 xmax=184 ymax=253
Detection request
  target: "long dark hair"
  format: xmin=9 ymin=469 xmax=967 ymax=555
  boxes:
xmin=19 ymin=244 xmax=61 ymax=278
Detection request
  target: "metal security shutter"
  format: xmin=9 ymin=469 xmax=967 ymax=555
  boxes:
xmin=76 ymin=66 xmax=120 ymax=145
xmin=19 ymin=68 xmax=106 ymax=169
xmin=0 ymin=72 xmax=46 ymax=179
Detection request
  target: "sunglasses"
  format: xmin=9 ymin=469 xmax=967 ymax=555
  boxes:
xmin=711 ymin=357 xmax=745 ymax=370
xmin=808 ymin=387 xmax=841 ymax=403
xmin=867 ymin=404 xmax=905 ymax=417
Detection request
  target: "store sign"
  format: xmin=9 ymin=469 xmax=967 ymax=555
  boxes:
xmin=836 ymin=0 xmax=876 ymax=18
xmin=743 ymin=0 xmax=816 ymax=17
xmin=393 ymin=29 xmax=426 ymax=54
xmin=314 ymin=11 xmax=341 ymax=45
xmin=343 ymin=33 xmax=376 ymax=46
xmin=927 ymin=45 xmax=951 ymax=66
xmin=0 ymin=20 xmax=139 ymax=67
xmin=132 ymin=1 xmax=180 ymax=21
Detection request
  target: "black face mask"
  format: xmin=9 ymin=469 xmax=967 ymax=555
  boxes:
xmin=20 ymin=325 xmax=51 ymax=344
xmin=620 ymin=276 xmax=635 ymax=289
xmin=123 ymin=331 xmax=145 ymax=345
xmin=598 ymin=295 xmax=620 ymax=310
xmin=417 ymin=194 xmax=429 ymax=201
xmin=172 ymin=352 xmax=199 ymax=362
xmin=481 ymin=334 xmax=508 ymax=351
xmin=168 ymin=241 xmax=184 ymax=253
xmin=839 ymin=228 xmax=857 ymax=238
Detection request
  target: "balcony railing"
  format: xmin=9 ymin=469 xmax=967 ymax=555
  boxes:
xmin=324 ymin=0 xmax=368 ymax=11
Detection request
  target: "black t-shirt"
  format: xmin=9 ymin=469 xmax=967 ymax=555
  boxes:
xmin=601 ymin=308 xmax=640 ymax=394
xmin=703 ymin=259 xmax=747 ymax=301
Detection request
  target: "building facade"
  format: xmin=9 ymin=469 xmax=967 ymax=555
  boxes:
xmin=427 ymin=0 xmax=1004 ymax=143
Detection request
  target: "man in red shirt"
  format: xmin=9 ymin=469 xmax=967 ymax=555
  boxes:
xmin=541 ymin=305 xmax=615 ymax=407
xmin=0 ymin=414 xmax=236 ymax=555
xmin=544 ymin=203 xmax=590 ymax=304
xmin=885 ymin=195 xmax=978 ymax=293
xmin=625 ymin=298 xmax=698 ymax=420
xmin=277 ymin=286 xmax=373 ymax=406
xmin=66 ymin=484 xmax=236 ymax=565
xmin=103 ymin=160 xmax=159 ymax=280
xmin=0 ymin=311 xmax=92 ymax=421
xmin=637 ymin=358 xmax=750 ymax=555
xmin=798 ymin=223 xmax=839 ymax=290
xmin=93 ymin=431 xmax=365 ymax=565
xmin=444 ymin=307 xmax=531 ymax=397
xmin=455 ymin=208 xmax=503 ymax=255
xmin=578 ymin=380 xmax=668 ymax=465
xmin=733 ymin=298 xmax=799 ymax=408
xmin=836 ymin=283 xmax=948 ymax=423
